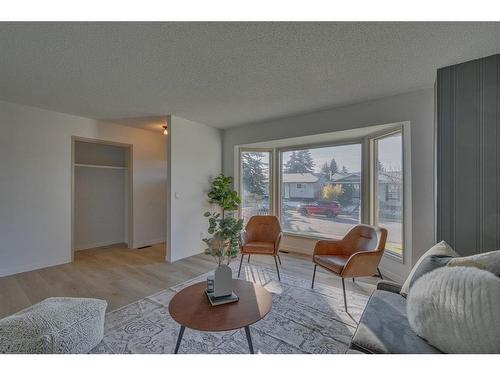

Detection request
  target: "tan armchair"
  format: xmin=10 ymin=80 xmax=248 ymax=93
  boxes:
xmin=238 ymin=215 xmax=282 ymax=280
xmin=311 ymin=224 xmax=387 ymax=312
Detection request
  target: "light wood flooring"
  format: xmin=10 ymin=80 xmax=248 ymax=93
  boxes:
xmin=0 ymin=243 xmax=380 ymax=319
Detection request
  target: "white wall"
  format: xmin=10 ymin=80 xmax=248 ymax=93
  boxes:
xmin=222 ymin=89 xmax=435 ymax=282
xmin=167 ymin=116 xmax=222 ymax=262
xmin=0 ymin=100 xmax=167 ymax=277
xmin=74 ymin=167 xmax=127 ymax=250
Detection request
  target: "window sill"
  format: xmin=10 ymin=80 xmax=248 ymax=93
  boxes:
xmin=383 ymin=251 xmax=404 ymax=264
xmin=282 ymin=231 xmax=343 ymax=242
xmin=282 ymin=231 xmax=405 ymax=264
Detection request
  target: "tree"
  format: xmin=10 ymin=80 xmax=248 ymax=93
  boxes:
xmin=241 ymin=153 xmax=267 ymax=196
xmin=322 ymin=184 xmax=343 ymax=201
xmin=376 ymin=159 xmax=385 ymax=172
xmin=329 ymin=158 xmax=339 ymax=176
xmin=341 ymin=165 xmax=349 ymax=173
xmin=320 ymin=158 xmax=339 ymax=180
xmin=320 ymin=162 xmax=330 ymax=180
xmin=284 ymin=150 xmax=315 ymax=173
xmin=338 ymin=184 xmax=355 ymax=206
xmin=284 ymin=151 xmax=299 ymax=173
xmin=298 ymin=150 xmax=315 ymax=173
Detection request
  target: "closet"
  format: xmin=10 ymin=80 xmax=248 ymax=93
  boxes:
xmin=72 ymin=138 xmax=132 ymax=255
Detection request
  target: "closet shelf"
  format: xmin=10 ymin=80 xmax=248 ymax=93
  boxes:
xmin=74 ymin=163 xmax=127 ymax=170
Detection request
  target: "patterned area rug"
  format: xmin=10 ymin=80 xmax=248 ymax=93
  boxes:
xmin=91 ymin=263 xmax=369 ymax=354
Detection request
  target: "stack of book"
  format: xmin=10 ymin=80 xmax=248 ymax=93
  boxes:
xmin=205 ymin=290 xmax=239 ymax=306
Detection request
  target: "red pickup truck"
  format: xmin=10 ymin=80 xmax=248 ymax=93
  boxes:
xmin=297 ymin=201 xmax=342 ymax=218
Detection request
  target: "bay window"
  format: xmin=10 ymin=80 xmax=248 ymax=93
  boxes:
xmin=238 ymin=125 xmax=406 ymax=260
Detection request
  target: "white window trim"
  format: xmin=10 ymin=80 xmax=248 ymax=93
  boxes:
xmin=368 ymin=127 xmax=405 ymax=262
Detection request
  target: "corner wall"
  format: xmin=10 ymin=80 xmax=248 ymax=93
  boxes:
xmin=167 ymin=116 xmax=222 ymax=262
xmin=0 ymin=100 xmax=167 ymax=277
xmin=222 ymin=89 xmax=435 ymax=282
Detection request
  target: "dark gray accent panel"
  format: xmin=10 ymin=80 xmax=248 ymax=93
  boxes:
xmin=437 ymin=54 xmax=500 ymax=256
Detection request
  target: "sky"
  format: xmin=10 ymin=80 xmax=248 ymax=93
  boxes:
xmin=281 ymin=133 xmax=402 ymax=173
xmin=376 ymin=134 xmax=402 ymax=171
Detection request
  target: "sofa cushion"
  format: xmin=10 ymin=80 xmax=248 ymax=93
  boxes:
xmin=350 ymin=290 xmax=441 ymax=354
xmin=400 ymin=241 xmax=458 ymax=297
xmin=407 ymin=266 xmax=500 ymax=353
xmin=0 ymin=297 xmax=107 ymax=354
xmin=408 ymin=255 xmax=453 ymax=289
xmin=447 ymin=250 xmax=500 ymax=276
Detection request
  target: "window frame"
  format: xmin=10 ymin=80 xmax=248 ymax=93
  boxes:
xmin=238 ymin=147 xmax=274 ymax=220
xmin=369 ymin=127 xmax=405 ymax=261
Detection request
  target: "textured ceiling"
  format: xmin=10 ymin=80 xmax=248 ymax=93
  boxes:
xmin=1 ymin=22 xmax=500 ymax=129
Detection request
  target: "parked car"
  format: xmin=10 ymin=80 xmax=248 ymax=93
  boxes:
xmin=283 ymin=200 xmax=303 ymax=210
xmin=297 ymin=201 xmax=342 ymax=218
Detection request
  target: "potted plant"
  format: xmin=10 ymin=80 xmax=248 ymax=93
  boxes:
xmin=202 ymin=174 xmax=244 ymax=297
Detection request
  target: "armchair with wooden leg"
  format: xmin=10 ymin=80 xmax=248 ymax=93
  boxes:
xmin=238 ymin=216 xmax=282 ymax=281
xmin=311 ymin=224 xmax=387 ymax=312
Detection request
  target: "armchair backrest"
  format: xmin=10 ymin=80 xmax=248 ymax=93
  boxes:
xmin=342 ymin=224 xmax=387 ymax=256
xmin=245 ymin=215 xmax=282 ymax=243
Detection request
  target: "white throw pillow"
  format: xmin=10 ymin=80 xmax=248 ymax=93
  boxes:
xmin=407 ymin=266 xmax=500 ymax=353
xmin=400 ymin=240 xmax=458 ymax=297
xmin=447 ymin=250 xmax=500 ymax=276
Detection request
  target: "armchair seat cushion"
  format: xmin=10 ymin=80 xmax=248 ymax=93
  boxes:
xmin=242 ymin=241 xmax=275 ymax=254
xmin=313 ymin=254 xmax=349 ymax=274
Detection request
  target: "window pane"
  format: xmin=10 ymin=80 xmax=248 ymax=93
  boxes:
xmin=240 ymin=151 xmax=271 ymax=224
xmin=375 ymin=132 xmax=403 ymax=256
xmin=281 ymin=144 xmax=362 ymax=239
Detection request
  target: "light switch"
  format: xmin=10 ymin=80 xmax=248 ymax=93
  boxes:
xmin=174 ymin=192 xmax=180 ymax=199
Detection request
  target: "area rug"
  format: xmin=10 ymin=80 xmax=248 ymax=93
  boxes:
xmin=90 ymin=263 xmax=369 ymax=354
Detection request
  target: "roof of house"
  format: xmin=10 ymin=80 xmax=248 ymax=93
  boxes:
xmin=330 ymin=171 xmax=401 ymax=184
xmin=331 ymin=172 xmax=360 ymax=183
xmin=282 ymin=173 xmax=319 ymax=183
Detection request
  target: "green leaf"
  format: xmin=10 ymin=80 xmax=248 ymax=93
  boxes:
xmin=203 ymin=173 xmax=243 ymax=264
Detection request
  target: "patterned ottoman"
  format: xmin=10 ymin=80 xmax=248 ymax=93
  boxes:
xmin=0 ymin=297 xmax=107 ymax=353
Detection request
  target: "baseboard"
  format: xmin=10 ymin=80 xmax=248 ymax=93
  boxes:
xmin=133 ymin=238 xmax=166 ymax=249
xmin=74 ymin=240 xmax=126 ymax=251
xmin=166 ymin=247 xmax=204 ymax=263
xmin=0 ymin=257 xmax=71 ymax=277
xmin=280 ymin=244 xmax=311 ymax=256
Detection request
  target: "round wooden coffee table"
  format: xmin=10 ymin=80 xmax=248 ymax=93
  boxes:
xmin=169 ymin=279 xmax=272 ymax=354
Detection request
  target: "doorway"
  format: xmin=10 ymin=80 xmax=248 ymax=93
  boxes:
xmin=71 ymin=137 xmax=133 ymax=260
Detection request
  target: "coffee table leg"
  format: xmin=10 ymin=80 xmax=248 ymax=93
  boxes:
xmin=244 ymin=325 xmax=254 ymax=354
xmin=174 ymin=325 xmax=185 ymax=354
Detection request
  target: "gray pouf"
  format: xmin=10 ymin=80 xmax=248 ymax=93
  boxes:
xmin=0 ymin=297 xmax=107 ymax=354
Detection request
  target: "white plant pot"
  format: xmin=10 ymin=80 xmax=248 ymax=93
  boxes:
xmin=213 ymin=264 xmax=233 ymax=297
